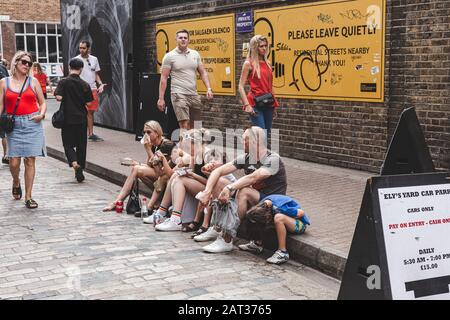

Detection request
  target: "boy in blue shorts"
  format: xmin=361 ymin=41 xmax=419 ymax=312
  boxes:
xmin=239 ymin=194 xmax=310 ymax=265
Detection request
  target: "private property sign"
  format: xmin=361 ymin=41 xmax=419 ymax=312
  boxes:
xmin=236 ymin=11 xmax=253 ymax=33
xmin=378 ymin=184 xmax=450 ymax=299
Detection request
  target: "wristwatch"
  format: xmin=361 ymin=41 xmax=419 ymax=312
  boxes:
xmin=226 ymin=184 xmax=235 ymax=192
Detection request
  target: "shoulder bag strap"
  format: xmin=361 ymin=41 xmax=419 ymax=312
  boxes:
xmin=11 ymin=76 xmax=29 ymax=117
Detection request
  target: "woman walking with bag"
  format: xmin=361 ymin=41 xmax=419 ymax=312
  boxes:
xmin=238 ymin=35 xmax=279 ymax=132
xmin=0 ymin=51 xmax=47 ymax=209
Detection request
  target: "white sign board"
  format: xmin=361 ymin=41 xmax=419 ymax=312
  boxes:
xmin=41 ymin=63 xmax=64 ymax=77
xmin=378 ymin=184 xmax=450 ymax=300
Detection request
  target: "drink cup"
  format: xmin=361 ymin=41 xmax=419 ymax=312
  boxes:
xmin=116 ymin=201 xmax=124 ymax=214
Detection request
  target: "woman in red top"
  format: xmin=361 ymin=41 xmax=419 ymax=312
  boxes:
xmin=0 ymin=51 xmax=47 ymax=209
xmin=33 ymin=62 xmax=53 ymax=99
xmin=239 ymin=35 xmax=279 ymax=132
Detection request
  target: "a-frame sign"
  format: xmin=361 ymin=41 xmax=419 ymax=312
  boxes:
xmin=339 ymin=108 xmax=450 ymax=300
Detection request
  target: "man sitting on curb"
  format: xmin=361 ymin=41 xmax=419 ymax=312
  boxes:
xmin=197 ymin=126 xmax=287 ymax=253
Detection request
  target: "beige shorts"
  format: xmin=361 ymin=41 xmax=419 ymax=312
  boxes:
xmin=171 ymin=93 xmax=202 ymax=122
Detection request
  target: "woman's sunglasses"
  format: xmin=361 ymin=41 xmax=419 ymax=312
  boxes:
xmin=18 ymin=59 xmax=33 ymax=68
xmin=143 ymin=130 xmax=153 ymax=135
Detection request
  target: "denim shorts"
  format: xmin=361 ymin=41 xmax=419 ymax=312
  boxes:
xmin=6 ymin=112 xmax=47 ymax=158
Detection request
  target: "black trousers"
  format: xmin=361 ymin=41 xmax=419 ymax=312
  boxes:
xmin=62 ymin=123 xmax=87 ymax=169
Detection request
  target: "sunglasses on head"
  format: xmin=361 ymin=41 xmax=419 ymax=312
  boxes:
xmin=18 ymin=59 xmax=33 ymax=68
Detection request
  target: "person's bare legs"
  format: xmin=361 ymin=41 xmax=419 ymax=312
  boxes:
xmin=87 ymin=110 xmax=95 ymax=136
xmin=158 ymin=172 xmax=178 ymax=209
xmin=274 ymin=214 xmax=300 ymax=252
xmin=9 ymin=157 xmax=21 ymax=199
xmin=147 ymin=174 xmax=169 ymax=210
xmin=23 ymin=157 xmax=36 ymax=201
xmin=191 ymin=203 xmax=205 ymax=227
xmin=171 ymin=176 xmax=205 ymax=212
xmin=103 ymin=165 xmax=158 ymax=211
xmin=1 ymin=138 xmax=7 ymax=157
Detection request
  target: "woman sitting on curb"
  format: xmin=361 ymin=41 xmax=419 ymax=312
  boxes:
xmin=102 ymin=120 xmax=174 ymax=212
xmin=149 ymin=129 xmax=235 ymax=232
xmin=239 ymin=194 xmax=311 ymax=265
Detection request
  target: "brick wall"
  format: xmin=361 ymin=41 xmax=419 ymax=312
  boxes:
xmin=388 ymin=0 xmax=450 ymax=170
xmin=1 ymin=22 xmax=15 ymax=62
xmin=0 ymin=0 xmax=61 ymax=22
xmin=135 ymin=0 xmax=449 ymax=173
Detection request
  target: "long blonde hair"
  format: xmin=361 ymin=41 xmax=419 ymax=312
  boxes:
xmin=247 ymin=35 xmax=271 ymax=79
xmin=10 ymin=51 xmax=33 ymax=77
xmin=144 ymin=120 xmax=163 ymax=138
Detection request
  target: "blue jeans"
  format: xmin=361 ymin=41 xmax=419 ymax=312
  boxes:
xmin=249 ymin=106 xmax=274 ymax=131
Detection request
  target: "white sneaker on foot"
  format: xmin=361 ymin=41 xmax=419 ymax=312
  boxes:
xmin=202 ymin=236 xmax=233 ymax=253
xmin=193 ymin=227 xmax=220 ymax=242
xmin=155 ymin=218 xmax=181 ymax=231
xmin=238 ymin=240 xmax=264 ymax=254
xmin=266 ymin=250 xmax=289 ymax=265
xmin=143 ymin=213 xmax=154 ymax=224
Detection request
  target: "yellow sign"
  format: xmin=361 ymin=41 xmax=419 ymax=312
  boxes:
xmin=156 ymin=14 xmax=236 ymax=96
xmin=255 ymin=0 xmax=385 ymax=102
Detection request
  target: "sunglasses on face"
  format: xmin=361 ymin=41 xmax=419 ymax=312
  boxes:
xmin=18 ymin=59 xmax=33 ymax=68
xmin=143 ymin=130 xmax=153 ymax=135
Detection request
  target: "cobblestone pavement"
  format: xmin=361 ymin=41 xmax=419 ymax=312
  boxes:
xmin=0 ymin=157 xmax=339 ymax=300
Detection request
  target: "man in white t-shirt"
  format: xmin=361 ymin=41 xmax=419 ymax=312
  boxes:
xmin=157 ymin=29 xmax=213 ymax=130
xmin=75 ymin=40 xmax=107 ymax=142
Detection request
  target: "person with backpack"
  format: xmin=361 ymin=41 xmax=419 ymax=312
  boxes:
xmin=54 ymin=58 xmax=94 ymax=182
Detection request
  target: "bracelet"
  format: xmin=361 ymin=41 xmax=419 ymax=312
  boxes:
xmin=207 ymin=88 xmax=212 ymax=92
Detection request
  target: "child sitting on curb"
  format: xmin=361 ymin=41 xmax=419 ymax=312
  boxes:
xmin=239 ymin=194 xmax=311 ymax=265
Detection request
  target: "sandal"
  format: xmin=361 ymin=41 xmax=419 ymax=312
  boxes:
xmin=102 ymin=202 xmax=117 ymax=212
xmin=191 ymin=226 xmax=208 ymax=238
xmin=12 ymin=184 xmax=22 ymax=200
xmin=182 ymin=221 xmax=200 ymax=232
xmin=25 ymin=199 xmax=38 ymax=209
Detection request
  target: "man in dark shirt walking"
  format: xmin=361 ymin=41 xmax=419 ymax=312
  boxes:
xmin=55 ymin=58 xmax=94 ymax=182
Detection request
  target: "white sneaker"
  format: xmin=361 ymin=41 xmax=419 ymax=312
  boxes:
xmin=202 ymin=236 xmax=233 ymax=253
xmin=238 ymin=240 xmax=264 ymax=254
xmin=266 ymin=250 xmax=289 ymax=265
xmin=143 ymin=214 xmax=154 ymax=224
xmin=155 ymin=218 xmax=182 ymax=231
xmin=193 ymin=227 xmax=220 ymax=242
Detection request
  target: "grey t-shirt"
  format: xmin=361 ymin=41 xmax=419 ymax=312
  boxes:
xmin=232 ymin=152 xmax=287 ymax=196
xmin=161 ymin=48 xmax=202 ymax=95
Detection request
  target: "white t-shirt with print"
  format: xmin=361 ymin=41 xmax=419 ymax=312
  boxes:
xmin=75 ymin=54 xmax=100 ymax=89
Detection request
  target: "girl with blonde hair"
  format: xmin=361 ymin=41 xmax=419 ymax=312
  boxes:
xmin=238 ymin=35 xmax=279 ymax=131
